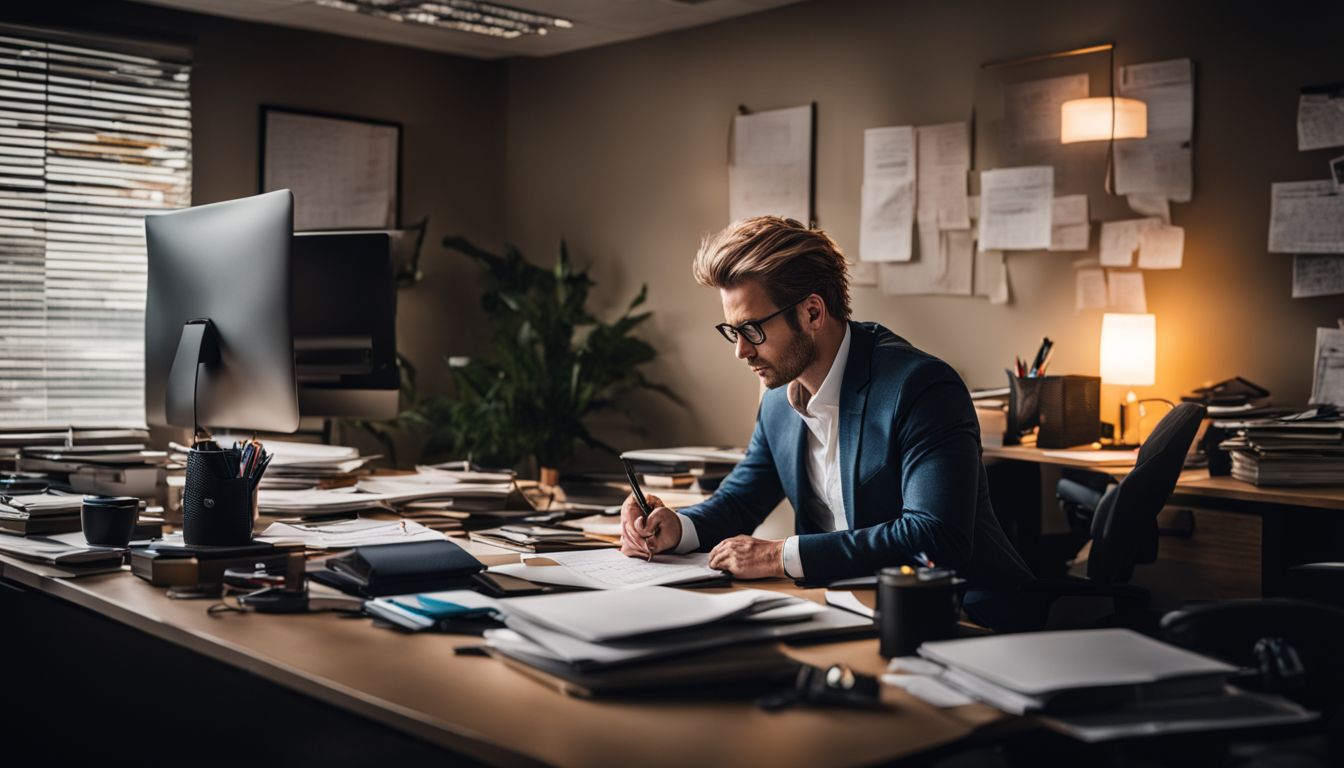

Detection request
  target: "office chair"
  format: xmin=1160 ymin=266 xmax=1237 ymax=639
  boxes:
xmin=1024 ymin=403 xmax=1207 ymax=630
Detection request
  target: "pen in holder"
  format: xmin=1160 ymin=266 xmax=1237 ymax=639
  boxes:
xmin=182 ymin=443 xmax=266 ymax=546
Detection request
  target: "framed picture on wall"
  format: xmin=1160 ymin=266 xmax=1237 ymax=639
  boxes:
xmin=259 ymin=105 xmax=402 ymax=231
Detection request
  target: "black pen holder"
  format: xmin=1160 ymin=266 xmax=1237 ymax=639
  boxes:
xmin=1007 ymin=374 xmax=1101 ymax=449
xmin=183 ymin=449 xmax=257 ymax=546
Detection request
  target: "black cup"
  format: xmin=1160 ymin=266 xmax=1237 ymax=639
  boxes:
xmin=877 ymin=567 xmax=962 ymax=658
xmin=81 ymin=495 xmax=139 ymax=547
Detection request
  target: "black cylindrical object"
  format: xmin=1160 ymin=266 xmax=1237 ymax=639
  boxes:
xmin=183 ymin=448 xmax=256 ymax=546
xmin=81 ymin=495 xmax=139 ymax=547
xmin=877 ymin=568 xmax=961 ymax=659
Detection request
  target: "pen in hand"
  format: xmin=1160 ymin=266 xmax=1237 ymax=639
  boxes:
xmin=622 ymin=458 xmax=656 ymax=562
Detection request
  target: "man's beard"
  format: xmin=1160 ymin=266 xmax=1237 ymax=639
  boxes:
xmin=753 ymin=328 xmax=815 ymax=389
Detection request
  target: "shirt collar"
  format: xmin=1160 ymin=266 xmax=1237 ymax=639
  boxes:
xmin=787 ymin=324 xmax=852 ymax=418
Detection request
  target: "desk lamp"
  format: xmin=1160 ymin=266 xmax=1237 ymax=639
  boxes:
xmin=1099 ymin=313 xmax=1155 ymax=447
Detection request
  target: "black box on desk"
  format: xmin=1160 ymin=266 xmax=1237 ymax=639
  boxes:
xmin=1007 ymin=375 xmax=1100 ymax=449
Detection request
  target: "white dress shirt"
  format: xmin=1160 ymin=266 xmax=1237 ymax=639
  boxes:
xmin=674 ymin=326 xmax=852 ymax=579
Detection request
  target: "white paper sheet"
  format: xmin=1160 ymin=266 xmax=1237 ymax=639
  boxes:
xmin=1004 ymin=74 xmax=1088 ymax=147
xmin=1119 ymin=59 xmax=1194 ymax=143
xmin=974 ymin=249 xmax=1010 ymax=305
xmin=1106 ymin=270 xmax=1147 ymax=313
xmin=1127 ymin=194 xmax=1172 ymax=223
xmin=1298 ymin=89 xmax=1344 ymax=151
xmin=1075 ymin=267 xmax=1108 ymax=311
xmin=847 ymin=258 xmax=878 ymax=286
xmin=916 ymin=122 xmax=971 ymax=230
xmin=878 ymin=223 xmax=973 ymax=296
xmin=1312 ymin=327 xmax=1344 ymax=406
xmin=824 ymin=590 xmax=875 ymax=618
xmin=729 ymin=105 xmax=812 ymax=223
xmin=1114 ymin=141 xmax=1192 ymax=202
xmin=860 ymin=125 xmax=916 ymax=263
xmin=1293 ymin=255 xmax=1344 ymax=298
xmin=1269 ymin=180 xmax=1344 ymax=253
xmin=492 ymin=550 xmax=722 ymax=590
xmin=978 ymin=166 xmax=1053 ymax=250
xmin=1137 ymin=225 xmax=1185 ymax=269
xmin=1049 ymin=194 xmax=1090 ymax=252
xmin=1099 ymin=217 xmax=1163 ymax=267
xmin=881 ymin=674 xmax=977 ymax=708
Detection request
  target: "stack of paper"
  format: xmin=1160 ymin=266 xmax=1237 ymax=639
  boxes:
xmin=0 ymin=491 xmax=85 ymax=536
xmin=467 ymin=524 xmax=615 ymax=554
xmin=17 ymin=443 xmax=166 ymax=497
xmin=1219 ymin=410 xmax=1344 ymax=486
xmin=207 ymin=437 xmax=378 ymax=490
xmin=487 ymin=549 xmax=727 ymax=590
xmin=620 ymin=446 xmax=744 ymax=493
xmin=256 ymin=518 xmax=444 ymax=549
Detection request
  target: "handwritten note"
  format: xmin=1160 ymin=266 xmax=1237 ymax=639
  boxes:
xmin=1137 ymin=225 xmax=1185 ymax=269
xmin=1100 ymin=218 xmax=1163 ymax=267
xmin=1269 ymin=180 xmax=1344 ymax=254
xmin=860 ymin=126 xmax=916 ymax=262
xmin=1049 ymin=195 xmax=1090 ymax=252
xmin=729 ymin=105 xmax=812 ymax=223
xmin=978 ymin=166 xmax=1053 ymax=251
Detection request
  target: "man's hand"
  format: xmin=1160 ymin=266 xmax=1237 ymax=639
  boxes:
xmin=619 ymin=492 xmax=682 ymax=561
xmin=708 ymin=535 xmax=785 ymax=579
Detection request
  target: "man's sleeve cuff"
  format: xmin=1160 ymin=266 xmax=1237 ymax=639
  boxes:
xmin=782 ymin=535 xmax=804 ymax=579
xmin=673 ymin=512 xmax=700 ymax=554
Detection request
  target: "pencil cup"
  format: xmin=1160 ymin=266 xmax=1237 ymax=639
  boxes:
xmin=877 ymin=568 xmax=961 ymax=659
xmin=183 ymin=448 xmax=258 ymax=546
xmin=1007 ymin=374 xmax=1101 ymax=449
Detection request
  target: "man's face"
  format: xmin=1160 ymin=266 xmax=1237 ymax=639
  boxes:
xmin=719 ymin=281 xmax=815 ymax=389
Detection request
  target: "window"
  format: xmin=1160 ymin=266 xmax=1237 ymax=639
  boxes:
xmin=0 ymin=27 xmax=191 ymax=427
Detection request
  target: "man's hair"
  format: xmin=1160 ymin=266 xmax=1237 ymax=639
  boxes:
xmin=693 ymin=216 xmax=851 ymax=328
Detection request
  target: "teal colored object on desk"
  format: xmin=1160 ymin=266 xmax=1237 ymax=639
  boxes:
xmin=391 ymin=594 xmax=495 ymax=620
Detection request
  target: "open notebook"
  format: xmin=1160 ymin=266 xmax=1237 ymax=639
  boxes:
xmin=487 ymin=549 xmax=725 ymax=590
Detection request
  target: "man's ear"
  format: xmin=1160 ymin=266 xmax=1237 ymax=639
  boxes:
xmin=805 ymin=294 xmax=825 ymax=327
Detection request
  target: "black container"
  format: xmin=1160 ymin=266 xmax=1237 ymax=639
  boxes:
xmin=183 ymin=448 xmax=257 ymax=546
xmin=1007 ymin=374 xmax=1101 ymax=449
xmin=877 ymin=568 xmax=961 ymax=659
xmin=81 ymin=495 xmax=139 ymax=547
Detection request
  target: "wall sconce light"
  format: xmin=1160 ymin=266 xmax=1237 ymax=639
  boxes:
xmin=1060 ymin=96 xmax=1148 ymax=143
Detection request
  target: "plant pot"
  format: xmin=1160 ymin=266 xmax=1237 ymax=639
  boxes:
xmin=538 ymin=466 xmax=560 ymax=487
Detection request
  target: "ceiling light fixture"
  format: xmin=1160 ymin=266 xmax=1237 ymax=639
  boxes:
xmin=312 ymin=0 xmax=573 ymax=39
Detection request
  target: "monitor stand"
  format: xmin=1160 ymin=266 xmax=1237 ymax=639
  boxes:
xmin=166 ymin=318 xmax=218 ymax=434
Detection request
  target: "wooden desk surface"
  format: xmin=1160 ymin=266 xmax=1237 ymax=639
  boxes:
xmin=0 ymin=554 xmax=1009 ymax=767
xmin=983 ymin=445 xmax=1344 ymax=511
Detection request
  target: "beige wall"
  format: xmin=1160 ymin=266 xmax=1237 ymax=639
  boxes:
xmin=504 ymin=0 xmax=1344 ymax=459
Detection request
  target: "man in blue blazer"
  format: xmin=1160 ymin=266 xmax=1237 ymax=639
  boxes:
xmin=621 ymin=216 xmax=1038 ymax=632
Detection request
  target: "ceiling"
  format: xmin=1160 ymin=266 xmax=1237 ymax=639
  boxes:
xmin=127 ymin=0 xmax=806 ymax=60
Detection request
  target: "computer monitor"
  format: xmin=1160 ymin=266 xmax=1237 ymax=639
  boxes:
xmin=291 ymin=231 xmax=399 ymax=420
xmin=144 ymin=190 xmax=299 ymax=433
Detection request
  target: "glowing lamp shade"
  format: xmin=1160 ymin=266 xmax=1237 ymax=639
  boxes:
xmin=1060 ymin=97 xmax=1148 ymax=143
xmin=1099 ymin=313 xmax=1156 ymax=386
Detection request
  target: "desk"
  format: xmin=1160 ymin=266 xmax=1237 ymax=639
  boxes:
xmin=0 ymin=550 xmax=1014 ymax=767
xmin=982 ymin=445 xmax=1344 ymax=596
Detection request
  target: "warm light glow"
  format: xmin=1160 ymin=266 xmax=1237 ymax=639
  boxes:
xmin=1060 ymin=97 xmax=1148 ymax=143
xmin=1100 ymin=313 xmax=1156 ymax=386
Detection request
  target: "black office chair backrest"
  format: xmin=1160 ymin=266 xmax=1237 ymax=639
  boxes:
xmin=1087 ymin=402 xmax=1206 ymax=583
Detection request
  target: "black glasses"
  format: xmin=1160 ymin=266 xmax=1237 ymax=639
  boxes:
xmin=715 ymin=297 xmax=805 ymax=345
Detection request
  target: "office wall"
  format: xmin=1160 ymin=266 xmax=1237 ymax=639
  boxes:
xmin=504 ymin=0 xmax=1344 ymax=455
xmin=6 ymin=1 xmax=507 ymax=454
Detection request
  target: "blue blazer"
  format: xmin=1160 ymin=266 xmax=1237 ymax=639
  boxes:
xmin=681 ymin=322 xmax=1035 ymax=627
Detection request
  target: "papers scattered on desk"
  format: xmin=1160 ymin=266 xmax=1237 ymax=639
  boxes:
xmin=1220 ymin=401 xmax=1344 ymax=485
xmin=256 ymin=468 xmax=529 ymax=519
xmin=488 ymin=549 xmax=724 ymax=590
xmin=257 ymin=518 xmax=442 ymax=549
xmin=1039 ymin=449 xmax=1139 ymax=466
xmin=179 ymin=438 xmax=378 ymax=489
xmin=0 ymin=532 xmax=125 ymax=572
xmin=468 ymin=524 xmax=615 ymax=554
xmin=824 ymin=589 xmax=875 ymax=618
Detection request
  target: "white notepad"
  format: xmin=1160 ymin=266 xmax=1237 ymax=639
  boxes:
xmin=488 ymin=549 xmax=723 ymax=590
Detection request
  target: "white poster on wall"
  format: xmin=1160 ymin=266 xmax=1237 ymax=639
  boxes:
xmin=729 ymin=105 xmax=813 ymax=224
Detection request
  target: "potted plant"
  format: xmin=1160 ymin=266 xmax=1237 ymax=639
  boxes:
xmin=419 ymin=237 xmax=678 ymax=482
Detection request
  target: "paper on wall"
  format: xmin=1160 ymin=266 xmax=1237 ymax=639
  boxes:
xmin=728 ymin=105 xmax=812 ymax=224
xmin=978 ymin=166 xmax=1053 ymax=251
xmin=1297 ymin=86 xmax=1344 ymax=151
xmin=1004 ymin=74 xmax=1088 ymax=147
xmin=878 ymin=222 xmax=973 ymax=296
xmin=973 ymin=249 xmax=1009 ymax=305
xmin=1119 ymin=59 xmax=1194 ymax=143
xmin=1114 ymin=141 xmax=1192 ymax=202
xmin=1293 ymin=255 xmax=1344 ymax=298
xmin=1127 ymin=194 xmax=1171 ymax=223
xmin=1106 ymin=270 xmax=1147 ymax=313
xmin=1075 ymin=267 xmax=1108 ymax=311
xmin=848 ymin=258 xmax=879 ymax=287
xmin=1049 ymin=194 xmax=1090 ymax=252
xmin=1312 ymin=327 xmax=1344 ymax=406
xmin=1137 ymin=225 xmax=1185 ymax=269
xmin=1099 ymin=217 xmax=1163 ymax=267
xmin=916 ymin=122 xmax=971 ymax=230
xmin=860 ymin=126 xmax=916 ymax=262
xmin=1268 ymin=180 xmax=1344 ymax=253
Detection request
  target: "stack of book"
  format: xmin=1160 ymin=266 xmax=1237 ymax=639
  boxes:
xmin=467 ymin=524 xmax=617 ymax=553
xmin=620 ymin=446 xmax=745 ymax=494
xmin=0 ymin=426 xmax=151 ymax=473
xmin=1218 ymin=410 xmax=1344 ymax=486
xmin=16 ymin=439 xmax=166 ymax=497
xmin=0 ymin=492 xmax=84 ymax=536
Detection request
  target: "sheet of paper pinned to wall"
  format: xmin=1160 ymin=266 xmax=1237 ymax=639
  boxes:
xmin=916 ymin=122 xmax=971 ymax=230
xmin=860 ymin=126 xmax=916 ymax=262
xmin=1004 ymin=74 xmax=1088 ymax=147
xmin=1137 ymin=225 xmax=1185 ymax=269
xmin=1269 ymin=180 xmax=1344 ymax=253
xmin=878 ymin=223 xmax=973 ymax=296
xmin=1107 ymin=270 xmax=1147 ymax=313
xmin=974 ymin=249 xmax=1009 ymax=305
xmin=728 ymin=105 xmax=813 ymax=224
xmin=1115 ymin=59 xmax=1194 ymax=202
xmin=978 ymin=166 xmax=1053 ymax=251
xmin=1312 ymin=327 xmax=1344 ymax=406
xmin=1127 ymin=194 xmax=1171 ymax=223
xmin=1297 ymin=85 xmax=1344 ymax=151
xmin=848 ymin=258 xmax=879 ymax=287
xmin=1293 ymin=255 xmax=1344 ymax=298
xmin=1076 ymin=266 xmax=1108 ymax=312
xmin=1099 ymin=217 xmax=1163 ymax=267
xmin=1049 ymin=194 xmax=1090 ymax=252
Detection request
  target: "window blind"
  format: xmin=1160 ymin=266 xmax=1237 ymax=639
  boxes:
xmin=0 ymin=28 xmax=191 ymax=427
